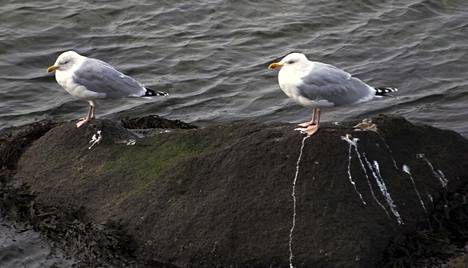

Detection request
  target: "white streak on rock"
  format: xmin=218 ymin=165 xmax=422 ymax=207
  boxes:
xmin=342 ymin=135 xmax=390 ymax=218
xmin=402 ymin=164 xmax=410 ymax=174
xmin=368 ymin=159 xmax=403 ymax=225
xmin=115 ymin=139 xmax=137 ymax=146
xmin=402 ymin=165 xmax=427 ymax=214
xmin=427 ymin=193 xmax=434 ymax=203
xmin=289 ymin=135 xmax=309 ymax=268
xmin=126 ymin=139 xmax=136 ymax=146
xmin=377 ymin=134 xmax=399 ymax=170
xmin=88 ymin=130 xmax=102 ymax=150
xmin=341 ymin=135 xmax=366 ymax=205
xmin=341 ymin=134 xmax=357 ymax=147
xmin=417 ymin=154 xmax=448 ymax=187
xmin=353 ymin=148 xmax=390 ymax=218
xmin=437 ymin=170 xmax=447 ymax=184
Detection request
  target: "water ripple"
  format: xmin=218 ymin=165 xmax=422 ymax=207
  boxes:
xmin=0 ymin=0 xmax=467 ymax=136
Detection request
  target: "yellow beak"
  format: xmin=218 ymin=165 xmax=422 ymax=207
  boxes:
xmin=47 ymin=65 xmax=58 ymax=73
xmin=268 ymin=62 xmax=283 ymax=70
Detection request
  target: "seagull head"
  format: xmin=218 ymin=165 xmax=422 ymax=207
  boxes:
xmin=268 ymin=52 xmax=310 ymax=71
xmin=47 ymin=51 xmax=82 ymax=73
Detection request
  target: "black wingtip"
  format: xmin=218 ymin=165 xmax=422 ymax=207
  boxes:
xmin=375 ymin=87 xmax=398 ymax=96
xmin=145 ymin=88 xmax=169 ymax=97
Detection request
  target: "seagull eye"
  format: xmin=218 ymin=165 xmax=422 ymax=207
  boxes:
xmin=287 ymin=60 xmax=295 ymax=64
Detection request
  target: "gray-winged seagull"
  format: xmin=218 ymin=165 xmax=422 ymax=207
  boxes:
xmin=268 ymin=52 xmax=397 ymax=136
xmin=48 ymin=51 xmax=168 ymax=128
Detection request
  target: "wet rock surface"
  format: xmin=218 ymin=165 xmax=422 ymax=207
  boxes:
xmin=0 ymin=120 xmax=57 ymax=170
xmin=121 ymin=115 xmax=197 ymax=130
xmin=1 ymin=115 xmax=467 ymax=267
xmin=0 ymin=218 xmax=76 ymax=267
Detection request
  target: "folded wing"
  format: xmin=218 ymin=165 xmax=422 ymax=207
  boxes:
xmin=297 ymin=62 xmax=374 ymax=106
xmin=73 ymin=58 xmax=146 ymax=99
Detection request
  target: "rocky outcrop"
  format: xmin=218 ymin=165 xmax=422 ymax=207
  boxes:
xmin=1 ymin=115 xmax=468 ymax=267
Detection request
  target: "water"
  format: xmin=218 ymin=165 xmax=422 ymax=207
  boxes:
xmin=1 ymin=0 xmax=468 ymax=266
xmin=1 ymin=0 xmax=468 ymax=136
xmin=0 ymin=219 xmax=76 ymax=267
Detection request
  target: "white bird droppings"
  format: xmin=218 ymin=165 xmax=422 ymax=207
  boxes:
xmin=88 ymin=130 xmax=102 ymax=150
xmin=368 ymin=160 xmax=403 ymax=225
xmin=289 ymin=135 xmax=309 ymax=268
xmin=341 ymin=135 xmax=366 ymax=205
xmin=416 ymin=154 xmax=448 ymax=187
xmin=402 ymin=164 xmax=427 ymax=214
xmin=342 ymin=134 xmax=390 ymax=218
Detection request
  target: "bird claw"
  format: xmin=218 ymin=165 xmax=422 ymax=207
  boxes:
xmin=294 ymin=125 xmax=319 ymax=136
xmin=298 ymin=121 xmax=313 ymax=128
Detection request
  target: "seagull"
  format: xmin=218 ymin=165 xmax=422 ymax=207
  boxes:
xmin=268 ymin=52 xmax=397 ymax=136
xmin=47 ymin=51 xmax=168 ymax=128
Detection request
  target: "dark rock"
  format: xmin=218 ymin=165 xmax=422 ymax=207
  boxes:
xmin=121 ymin=115 xmax=197 ymax=130
xmin=0 ymin=120 xmax=56 ymax=170
xmin=381 ymin=183 xmax=468 ymax=267
xmin=444 ymin=252 xmax=468 ymax=268
xmin=2 ymin=115 xmax=468 ymax=267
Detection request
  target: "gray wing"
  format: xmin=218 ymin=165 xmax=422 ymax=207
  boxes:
xmin=73 ymin=58 xmax=146 ymax=99
xmin=297 ymin=62 xmax=374 ymax=106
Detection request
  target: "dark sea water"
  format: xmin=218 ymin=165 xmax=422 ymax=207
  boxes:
xmin=0 ymin=0 xmax=468 ymax=266
xmin=0 ymin=219 xmax=76 ymax=267
xmin=1 ymin=0 xmax=468 ymax=135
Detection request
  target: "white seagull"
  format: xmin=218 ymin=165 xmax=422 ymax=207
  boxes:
xmin=47 ymin=51 xmax=168 ymax=128
xmin=268 ymin=52 xmax=397 ymax=136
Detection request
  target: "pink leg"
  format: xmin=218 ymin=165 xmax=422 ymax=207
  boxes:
xmin=76 ymin=101 xmax=95 ymax=128
xmin=89 ymin=100 xmax=96 ymax=119
xmin=303 ymin=108 xmax=320 ymax=136
xmin=76 ymin=107 xmax=91 ymax=128
xmin=298 ymin=108 xmax=316 ymax=127
xmin=90 ymin=105 xmax=95 ymax=119
xmin=313 ymin=108 xmax=320 ymax=125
